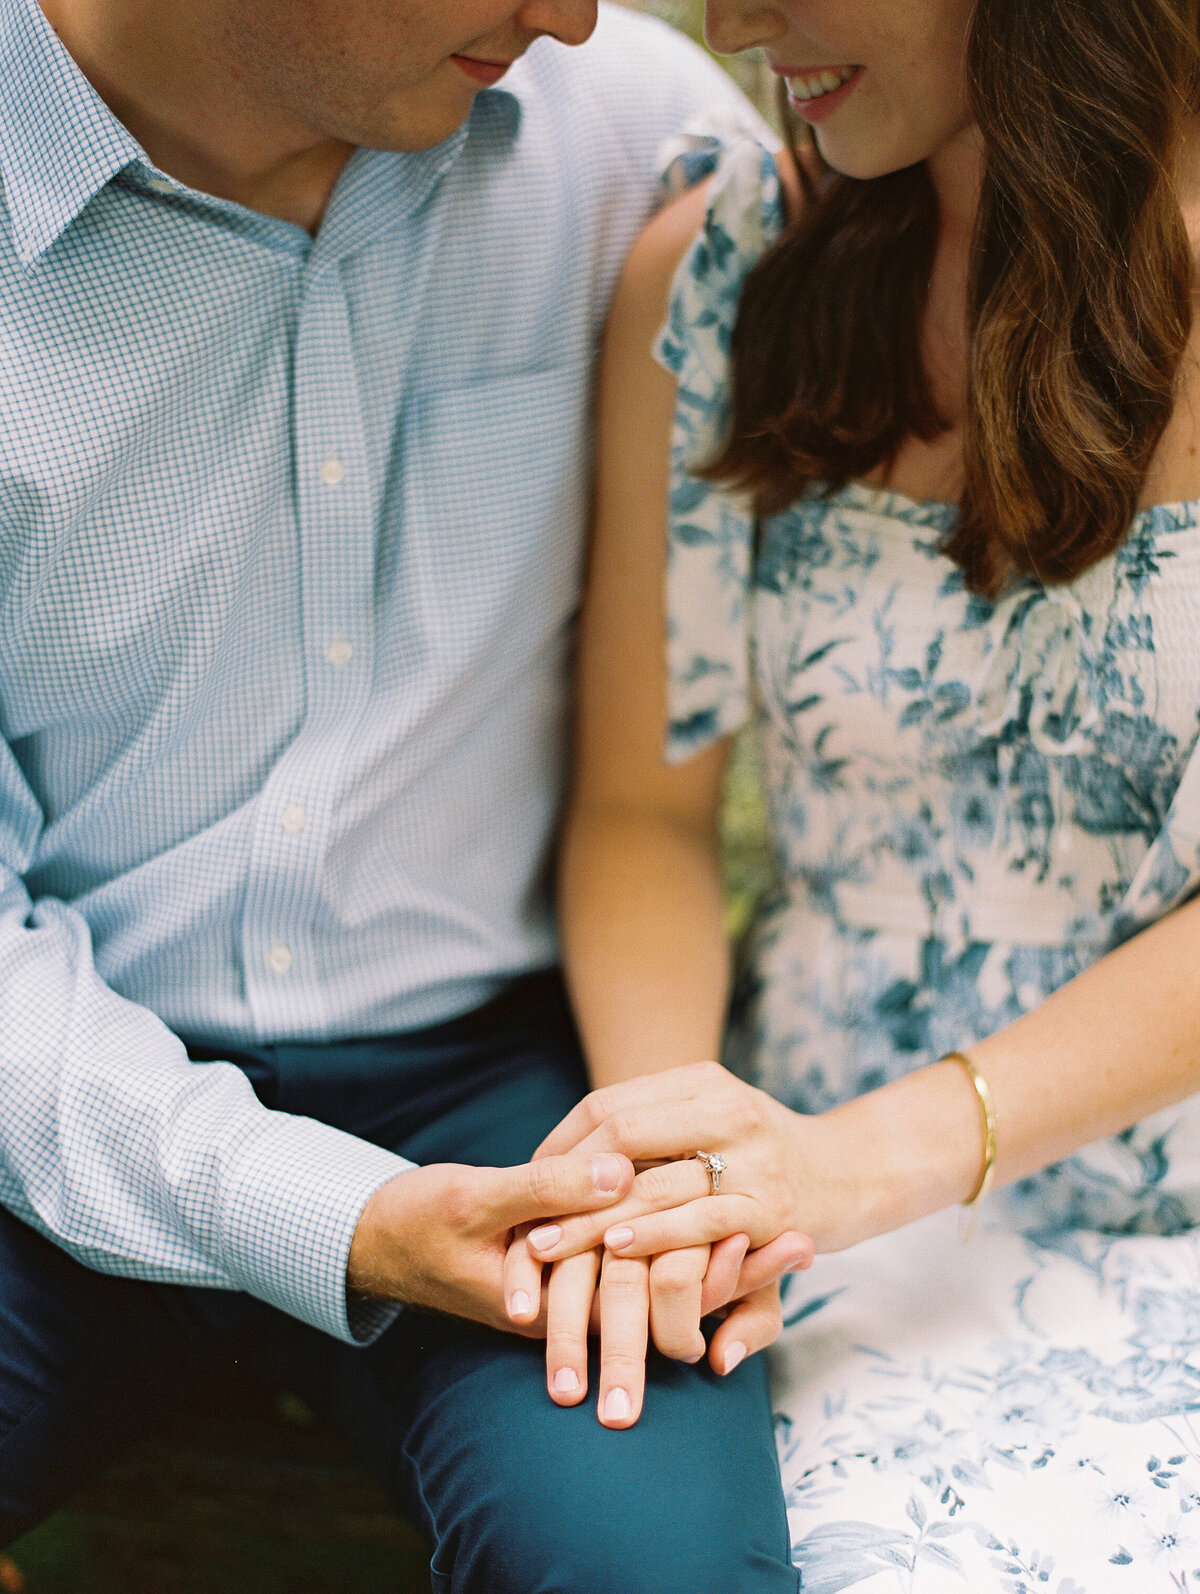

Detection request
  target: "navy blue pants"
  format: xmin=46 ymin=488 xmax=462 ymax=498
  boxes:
xmin=0 ymin=971 xmax=798 ymax=1592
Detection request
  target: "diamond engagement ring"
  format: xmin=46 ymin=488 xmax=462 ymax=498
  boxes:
xmin=695 ymin=1151 xmax=727 ymax=1194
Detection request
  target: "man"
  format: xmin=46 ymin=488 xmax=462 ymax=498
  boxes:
xmin=0 ymin=0 xmax=801 ymax=1588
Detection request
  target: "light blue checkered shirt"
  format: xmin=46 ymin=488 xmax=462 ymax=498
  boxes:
xmin=0 ymin=0 xmax=763 ymax=1341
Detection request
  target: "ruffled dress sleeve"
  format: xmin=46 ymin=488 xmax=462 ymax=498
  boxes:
xmin=652 ymin=139 xmax=786 ymax=764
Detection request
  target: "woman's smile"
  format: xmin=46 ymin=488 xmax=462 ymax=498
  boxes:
xmin=771 ymin=61 xmax=864 ymax=121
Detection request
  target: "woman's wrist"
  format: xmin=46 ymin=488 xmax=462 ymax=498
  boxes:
xmin=816 ymin=1060 xmax=990 ymax=1248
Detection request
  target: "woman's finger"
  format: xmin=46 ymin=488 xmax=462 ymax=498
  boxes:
xmin=703 ymin=1230 xmax=814 ymax=1314
xmin=707 ymin=1283 xmax=785 ymax=1377
xmin=648 ymin=1244 xmax=710 ymax=1361
xmin=526 ymin=1157 xmax=715 ymax=1260
xmin=534 ymin=1062 xmax=731 ymax=1160
xmin=606 ymin=1195 xmax=766 ymax=1257
xmin=502 ymin=1230 xmax=545 ymax=1326
xmin=545 ymin=1248 xmax=600 ymax=1405
xmin=596 ymin=1252 xmax=650 ymax=1428
xmin=547 ymin=1100 xmax=744 ymax=1168
xmin=589 ymin=1194 xmax=764 ymax=1259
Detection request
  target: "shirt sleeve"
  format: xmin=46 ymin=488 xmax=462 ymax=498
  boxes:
xmin=0 ymin=735 xmax=409 ymax=1345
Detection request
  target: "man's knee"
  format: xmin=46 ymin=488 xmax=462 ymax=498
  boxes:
xmin=396 ymin=1333 xmax=797 ymax=1594
xmin=439 ymin=1486 xmax=799 ymax=1594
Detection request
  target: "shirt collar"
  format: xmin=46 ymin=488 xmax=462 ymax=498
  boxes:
xmin=0 ymin=0 xmax=529 ymax=270
xmin=477 ymin=70 xmax=526 ymax=140
xmin=0 ymin=0 xmax=141 ymax=266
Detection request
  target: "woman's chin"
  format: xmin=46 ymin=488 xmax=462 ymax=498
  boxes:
xmin=812 ymin=124 xmax=948 ymax=183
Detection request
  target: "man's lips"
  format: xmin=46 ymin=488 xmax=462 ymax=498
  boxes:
xmin=451 ymin=55 xmax=514 ymax=87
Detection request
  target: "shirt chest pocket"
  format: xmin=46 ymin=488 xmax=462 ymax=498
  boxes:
xmin=397 ymin=363 xmax=592 ymax=666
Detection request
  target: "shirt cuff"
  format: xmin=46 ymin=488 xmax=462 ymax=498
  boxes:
xmin=218 ymin=1111 xmax=414 ymax=1344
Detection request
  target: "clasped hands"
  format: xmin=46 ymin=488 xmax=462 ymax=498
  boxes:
xmin=503 ymin=1060 xmax=828 ymax=1428
xmin=348 ymin=1061 xmax=855 ymax=1429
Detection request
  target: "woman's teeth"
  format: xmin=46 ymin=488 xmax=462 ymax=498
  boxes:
xmin=787 ymin=65 xmax=858 ymax=102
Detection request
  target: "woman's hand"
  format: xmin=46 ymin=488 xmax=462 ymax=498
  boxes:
xmin=522 ymin=1061 xmax=911 ymax=1264
xmin=501 ymin=1216 xmax=813 ymax=1426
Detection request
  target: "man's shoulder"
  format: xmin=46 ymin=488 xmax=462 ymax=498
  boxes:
xmin=510 ymin=5 xmax=751 ymax=151
xmin=574 ymin=3 xmax=727 ymax=85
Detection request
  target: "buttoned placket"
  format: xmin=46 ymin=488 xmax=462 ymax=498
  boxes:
xmin=240 ymin=245 xmax=377 ymax=1038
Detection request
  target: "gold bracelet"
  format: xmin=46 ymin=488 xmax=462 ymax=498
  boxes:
xmin=941 ymin=1050 xmax=997 ymax=1207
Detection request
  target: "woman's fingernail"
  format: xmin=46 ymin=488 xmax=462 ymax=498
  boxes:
xmin=604 ymin=1225 xmax=634 ymax=1250
xmin=509 ymin=1290 xmax=532 ymax=1318
xmin=723 ymin=1340 xmax=748 ymax=1374
xmin=602 ymin=1387 xmax=632 ymax=1423
xmin=552 ymin=1367 xmax=581 ymax=1395
xmin=528 ymin=1224 xmax=562 ymax=1252
xmin=784 ymin=1253 xmax=812 ymax=1273
xmin=683 ymin=1348 xmax=705 ymax=1365
xmin=592 ymin=1153 xmax=625 ymax=1194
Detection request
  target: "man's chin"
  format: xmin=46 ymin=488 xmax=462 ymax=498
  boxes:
xmin=354 ymin=79 xmax=481 ymax=154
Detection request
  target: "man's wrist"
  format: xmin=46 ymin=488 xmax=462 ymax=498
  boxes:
xmin=346 ymin=1170 xmax=415 ymax=1302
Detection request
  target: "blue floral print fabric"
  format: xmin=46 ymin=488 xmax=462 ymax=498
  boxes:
xmin=656 ymin=141 xmax=1200 ymax=1591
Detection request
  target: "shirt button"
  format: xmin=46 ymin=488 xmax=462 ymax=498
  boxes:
xmin=266 ymin=944 xmax=293 ymax=976
xmin=319 ymin=456 xmax=347 ymax=486
xmin=324 ymin=637 xmax=354 ymax=669
xmin=147 ymin=177 xmax=176 ymax=195
xmin=279 ymin=803 xmax=306 ymax=835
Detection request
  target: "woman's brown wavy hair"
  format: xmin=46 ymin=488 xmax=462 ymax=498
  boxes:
xmin=706 ymin=0 xmax=1200 ymax=598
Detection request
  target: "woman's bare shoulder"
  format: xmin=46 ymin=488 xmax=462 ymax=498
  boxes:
xmin=609 ymin=178 xmax=713 ymax=344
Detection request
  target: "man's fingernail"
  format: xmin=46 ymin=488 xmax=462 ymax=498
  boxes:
xmin=592 ymin=1153 xmax=625 ymax=1194
xmin=683 ymin=1348 xmax=705 ymax=1365
xmin=602 ymin=1387 xmax=632 ymax=1423
xmin=723 ymin=1341 xmax=748 ymax=1374
xmin=552 ymin=1367 xmax=580 ymax=1395
xmin=509 ymin=1290 xmax=532 ymax=1318
xmin=784 ymin=1253 xmax=811 ymax=1273
xmin=604 ymin=1225 xmax=634 ymax=1250
xmin=528 ymin=1224 xmax=562 ymax=1252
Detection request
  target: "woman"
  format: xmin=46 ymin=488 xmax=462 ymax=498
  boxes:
xmin=514 ymin=0 xmax=1200 ymax=1583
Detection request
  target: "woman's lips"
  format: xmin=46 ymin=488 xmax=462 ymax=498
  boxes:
xmin=769 ymin=63 xmax=865 ymax=126
xmin=786 ymin=66 xmax=865 ymax=125
xmin=451 ymin=55 xmax=512 ymax=87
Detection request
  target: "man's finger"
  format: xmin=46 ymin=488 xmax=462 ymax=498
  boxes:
xmin=596 ymin=1252 xmax=650 ymax=1428
xmin=648 ymin=1245 xmax=708 ymax=1361
xmin=698 ymin=1232 xmax=750 ymax=1317
xmin=728 ymin=1231 xmax=814 ymax=1302
xmin=502 ymin=1232 xmax=545 ymax=1326
xmin=545 ymin=1249 xmax=600 ymax=1405
xmin=708 ymin=1284 xmax=784 ymax=1376
xmin=480 ymin=1151 xmax=634 ymax=1231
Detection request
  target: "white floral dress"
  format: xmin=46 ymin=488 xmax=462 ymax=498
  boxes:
xmin=656 ymin=140 xmax=1200 ymax=1593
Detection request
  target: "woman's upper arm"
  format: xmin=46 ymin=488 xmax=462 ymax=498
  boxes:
xmin=572 ymin=180 xmax=728 ymax=832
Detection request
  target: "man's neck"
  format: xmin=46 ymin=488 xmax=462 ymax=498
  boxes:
xmin=38 ymin=0 xmax=353 ymax=231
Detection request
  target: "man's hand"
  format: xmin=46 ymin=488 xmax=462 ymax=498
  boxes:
xmin=503 ymin=1200 xmax=813 ymax=1427
xmin=346 ymin=1153 xmax=633 ymax=1333
xmin=526 ymin=1231 xmax=810 ymax=1428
